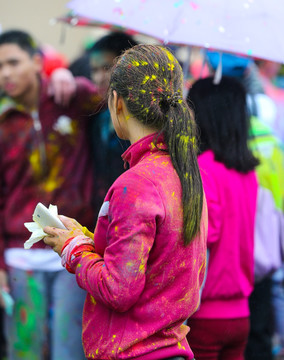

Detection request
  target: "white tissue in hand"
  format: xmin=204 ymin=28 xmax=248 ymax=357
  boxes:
xmin=24 ymin=204 xmax=58 ymax=250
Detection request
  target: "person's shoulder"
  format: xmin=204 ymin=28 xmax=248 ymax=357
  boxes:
xmin=198 ymin=150 xmax=215 ymax=167
xmin=0 ymin=95 xmax=22 ymax=122
xmin=198 ymin=150 xmax=230 ymax=181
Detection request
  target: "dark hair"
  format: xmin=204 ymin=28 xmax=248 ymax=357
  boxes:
xmin=187 ymin=76 xmax=259 ymax=172
xmin=69 ymin=32 xmax=138 ymax=79
xmin=0 ymin=30 xmax=39 ymax=57
xmin=109 ymin=44 xmax=203 ymax=246
xmin=89 ymin=32 xmax=138 ymax=57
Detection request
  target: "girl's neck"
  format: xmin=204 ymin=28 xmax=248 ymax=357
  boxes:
xmin=127 ymin=117 xmax=158 ymax=144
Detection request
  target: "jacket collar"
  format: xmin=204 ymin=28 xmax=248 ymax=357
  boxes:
xmin=122 ymin=132 xmax=167 ymax=168
xmin=0 ymin=76 xmax=47 ymax=120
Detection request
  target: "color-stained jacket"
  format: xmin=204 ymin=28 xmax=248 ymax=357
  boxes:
xmin=65 ymin=133 xmax=208 ymax=360
xmin=193 ymin=150 xmax=257 ymax=319
xmin=0 ymin=77 xmax=100 ymax=268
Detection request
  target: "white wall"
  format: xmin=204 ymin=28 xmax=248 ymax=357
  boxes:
xmin=0 ymin=0 xmax=107 ymax=62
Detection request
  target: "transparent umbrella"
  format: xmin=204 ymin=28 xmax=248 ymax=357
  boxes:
xmin=66 ymin=0 xmax=284 ymax=63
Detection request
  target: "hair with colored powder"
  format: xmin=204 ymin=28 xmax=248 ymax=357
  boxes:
xmin=0 ymin=29 xmax=40 ymax=57
xmin=109 ymin=44 xmax=203 ymax=246
xmin=187 ymin=76 xmax=259 ymax=172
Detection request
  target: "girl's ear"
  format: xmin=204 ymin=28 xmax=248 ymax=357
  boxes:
xmin=112 ymin=90 xmax=123 ymax=115
xmin=109 ymin=90 xmax=124 ymax=116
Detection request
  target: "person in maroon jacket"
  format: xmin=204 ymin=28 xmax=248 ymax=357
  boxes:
xmin=0 ymin=29 xmax=101 ymax=360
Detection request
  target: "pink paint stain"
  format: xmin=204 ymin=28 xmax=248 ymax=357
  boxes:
xmin=190 ymin=1 xmax=199 ymax=10
xmin=113 ymin=7 xmax=124 ymax=17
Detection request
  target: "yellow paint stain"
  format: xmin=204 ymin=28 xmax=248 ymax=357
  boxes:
xmin=154 ymin=62 xmax=159 ymax=69
xmin=29 ymin=150 xmax=41 ymax=177
xmin=115 ymin=226 xmax=118 ymax=232
xmin=151 ymin=74 xmax=156 ymax=80
xmin=198 ymin=261 xmax=206 ymax=276
xmin=172 ymin=192 xmax=175 ymax=197
xmin=168 ymin=63 xmax=175 ymax=71
xmin=132 ymin=60 xmax=140 ymax=66
xmin=139 ymin=262 xmax=145 ymax=272
xmin=141 ymin=60 xmax=148 ymax=65
xmin=140 ymin=89 xmax=146 ymax=93
xmin=90 ymin=295 xmax=96 ymax=305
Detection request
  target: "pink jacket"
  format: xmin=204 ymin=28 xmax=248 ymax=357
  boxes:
xmin=65 ymin=133 xmax=208 ymax=360
xmin=193 ymin=150 xmax=257 ymax=319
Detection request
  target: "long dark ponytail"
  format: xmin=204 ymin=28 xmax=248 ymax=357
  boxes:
xmin=109 ymin=44 xmax=203 ymax=245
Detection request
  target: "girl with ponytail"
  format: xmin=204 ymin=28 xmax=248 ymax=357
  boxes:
xmin=44 ymin=44 xmax=208 ymax=360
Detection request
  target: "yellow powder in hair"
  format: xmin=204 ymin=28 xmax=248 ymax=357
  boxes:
xmin=165 ymin=48 xmax=175 ymax=62
xmin=180 ymin=135 xmax=189 ymax=145
xmin=142 ymin=75 xmax=150 ymax=84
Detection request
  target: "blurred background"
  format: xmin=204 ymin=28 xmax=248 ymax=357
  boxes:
xmin=0 ymin=0 xmax=105 ymax=62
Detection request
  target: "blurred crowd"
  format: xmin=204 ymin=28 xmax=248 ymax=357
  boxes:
xmin=0 ymin=27 xmax=283 ymax=360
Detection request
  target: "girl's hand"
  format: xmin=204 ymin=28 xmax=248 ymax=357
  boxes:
xmin=43 ymin=215 xmax=85 ymax=255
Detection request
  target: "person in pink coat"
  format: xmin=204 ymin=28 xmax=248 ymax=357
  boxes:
xmin=186 ymin=76 xmax=259 ymax=360
xmin=43 ymin=44 xmax=208 ymax=360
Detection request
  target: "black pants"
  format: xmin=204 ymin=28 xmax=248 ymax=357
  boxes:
xmin=245 ymin=277 xmax=273 ymax=360
xmin=0 ymin=308 xmax=6 ymax=360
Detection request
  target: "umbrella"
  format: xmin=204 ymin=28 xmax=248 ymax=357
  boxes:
xmin=55 ymin=12 xmax=139 ymax=36
xmin=66 ymin=0 xmax=284 ymax=63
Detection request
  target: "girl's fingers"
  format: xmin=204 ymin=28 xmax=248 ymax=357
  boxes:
xmin=43 ymin=235 xmax=57 ymax=247
xmin=43 ymin=226 xmax=60 ymax=236
xmin=58 ymin=216 xmax=78 ymax=229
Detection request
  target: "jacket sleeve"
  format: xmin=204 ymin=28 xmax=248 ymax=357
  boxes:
xmin=0 ymin=151 xmax=6 ymax=269
xmin=68 ymin=172 xmax=164 ymax=312
xmin=73 ymin=77 xmax=103 ymax=114
xmin=199 ymin=166 xmax=222 ymax=248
